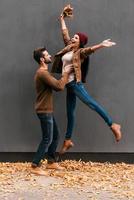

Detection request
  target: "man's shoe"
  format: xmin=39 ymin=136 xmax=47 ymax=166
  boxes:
xmin=59 ymin=139 xmax=74 ymax=154
xmin=111 ymin=123 xmax=122 ymax=142
xmin=31 ymin=167 xmax=48 ymax=176
xmin=46 ymin=162 xmax=65 ymax=170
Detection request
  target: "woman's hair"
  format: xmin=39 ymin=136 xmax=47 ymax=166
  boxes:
xmin=80 ymin=43 xmax=90 ymax=83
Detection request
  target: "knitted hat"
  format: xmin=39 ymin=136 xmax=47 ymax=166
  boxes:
xmin=76 ymin=32 xmax=88 ymax=46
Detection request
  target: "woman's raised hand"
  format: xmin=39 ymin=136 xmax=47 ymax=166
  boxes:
xmin=101 ymin=39 xmax=116 ymax=47
xmin=61 ymin=4 xmax=73 ymax=18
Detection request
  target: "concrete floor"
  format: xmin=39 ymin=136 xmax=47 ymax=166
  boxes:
xmin=0 ymin=172 xmax=130 ymax=200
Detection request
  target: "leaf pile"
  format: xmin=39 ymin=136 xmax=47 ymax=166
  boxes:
xmin=0 ymin=160 xmax=134 ymax=199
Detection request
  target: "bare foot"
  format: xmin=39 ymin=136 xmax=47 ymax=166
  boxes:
xmin=59 ymin=139 xmax=74 ymax=154
xmin=111 ymin=123 xmax=122 ymax=142
xmin=46 ymin=162 xmax=65 ymax=170
xmin=31 ymin=167 xmax=48 ymax=176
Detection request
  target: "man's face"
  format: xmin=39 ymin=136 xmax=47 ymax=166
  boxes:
xmin=42 ymin=50 xmax=52 ymax=64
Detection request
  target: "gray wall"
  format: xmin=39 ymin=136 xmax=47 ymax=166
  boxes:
xmin=0 ymin=0 xmax=134 ymax=152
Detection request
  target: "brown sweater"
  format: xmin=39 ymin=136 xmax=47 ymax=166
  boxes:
xmin=34 ymin=67 xmax=68 ymax=113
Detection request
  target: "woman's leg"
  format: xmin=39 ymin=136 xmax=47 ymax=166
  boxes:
xmin=65 ymin=86 xmax=77 ymax=139
xmin=72 ymin=82 xmax=122 ymax=141
xmin=73 ymin=82 xmax=113 ymax=126
xmin=59 ymin=86 xmax=76 ymax=154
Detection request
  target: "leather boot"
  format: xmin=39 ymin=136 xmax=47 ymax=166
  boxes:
xmin=59 ymin=139 xmax=74 ymax=154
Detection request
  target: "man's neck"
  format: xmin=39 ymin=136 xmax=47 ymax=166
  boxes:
xmin=39 ymin=63 xmax=48 ymax=70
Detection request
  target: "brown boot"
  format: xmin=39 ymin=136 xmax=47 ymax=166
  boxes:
xmin=46 ymin=162 xmax=65 ymax=170
xmin=111 ymin=123 xmax=122 ymax=142
xmin=59 ymin=139 xmax=74 ymax=154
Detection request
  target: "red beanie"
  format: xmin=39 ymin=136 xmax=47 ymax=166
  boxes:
xmin=76 ymin=32 xmax=88 ymax=46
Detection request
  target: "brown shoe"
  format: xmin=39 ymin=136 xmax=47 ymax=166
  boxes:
xmin=46 ymin=162 xmax=65 ymax=170
xmin=59 ymin=139 xmax=74 ymax=154
xmin=111 ymin=123 xmax=122 ymax=142
xmin=31 ymin=167 xmax=48 ymax=176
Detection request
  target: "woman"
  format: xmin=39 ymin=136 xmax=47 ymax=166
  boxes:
xmin=51 ymin=5 xmax=122 ymax=154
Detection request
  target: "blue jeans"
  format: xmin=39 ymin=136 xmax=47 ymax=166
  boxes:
xmin=65 ymin=81 xmax=113 ymax=139
xmin=32 ymin=113 xmax=59 ymax=166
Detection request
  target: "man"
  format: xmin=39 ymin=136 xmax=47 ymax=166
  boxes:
xmin=31 ymin=47 xmax=72 ymax=175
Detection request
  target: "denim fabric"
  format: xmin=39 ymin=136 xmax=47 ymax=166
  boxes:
xmin=65 ymin=81 xmax=113 ymax=139
xmin=32 ymin=113 xmax=59 ymax=165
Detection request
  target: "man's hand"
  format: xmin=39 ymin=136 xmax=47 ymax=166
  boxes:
xmin=101 ymin=39 xmax=116 ymax=47
xmin=61 ymin=4 xmax=73 ymax=18
xmin=64 ymin=64 xmax=74 ymax=74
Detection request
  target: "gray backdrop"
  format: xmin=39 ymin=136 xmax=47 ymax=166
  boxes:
xmin=0 ymin=0 xmax=134 ymax=152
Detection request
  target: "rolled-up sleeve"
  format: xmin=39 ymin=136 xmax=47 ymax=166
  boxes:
xmin=62 ymin=28 xmax=71 ymax=46
xmin=80 ymin=47 xmax=95 ymax=58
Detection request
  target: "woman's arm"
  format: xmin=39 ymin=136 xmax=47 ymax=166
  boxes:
xmin=60 ymin=15 xmax=71 ymax=46
xmin=91 ymin=39 xmax=116 ymax=51
xmin=81 ymin=39 xmax=116 ymax=56
xmin=60 ymin=14 xmax=68 ymax=30
xmin=60 ymin=5 xmax=73 ymax=46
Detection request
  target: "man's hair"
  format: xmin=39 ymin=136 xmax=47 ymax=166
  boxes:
xmin=33 ymin=47 xmax=46 ymax=64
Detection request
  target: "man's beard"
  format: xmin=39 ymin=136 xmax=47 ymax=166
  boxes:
xmin=45 ymin=60 xmax=52 ymax=64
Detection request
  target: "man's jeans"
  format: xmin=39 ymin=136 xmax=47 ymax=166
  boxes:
xmin=32 ymin=113 xmax=59 ymax=166
xmin=65 ymin=81 xmax=113 ymax=139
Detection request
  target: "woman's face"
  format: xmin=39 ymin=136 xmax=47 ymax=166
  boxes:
xmin=71 ymin=34 xmax=80 ymax=45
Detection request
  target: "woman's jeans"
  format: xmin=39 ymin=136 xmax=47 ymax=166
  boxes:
xmin=32 ymin=113 xmax=59 ymax=166
xmin=65 ymin=81 xmax=113 ymax=139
